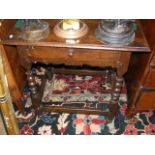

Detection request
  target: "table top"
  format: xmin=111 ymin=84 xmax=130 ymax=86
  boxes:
xmin=2 ymin=19 xmax=150 ymax=52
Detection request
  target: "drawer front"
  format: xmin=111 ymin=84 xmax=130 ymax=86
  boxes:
xmin=144 ymin=68 xmax=155 ymax=88
xmin=27 ymin=47 xmax=120 ymax=67
xmin=136 ymin=91 xmax=155 ymax=109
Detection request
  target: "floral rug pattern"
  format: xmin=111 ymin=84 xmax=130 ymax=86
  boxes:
xmin=15 ymin=96 xmax=155 ymax=135
xmin=14 ymin=67 xmax=155 ymax=135
xmin=42 ymin=72 xmax=127 ymax=111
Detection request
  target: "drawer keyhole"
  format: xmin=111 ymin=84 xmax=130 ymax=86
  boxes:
xmin=68 ymin=48 xmax=74 ymax=57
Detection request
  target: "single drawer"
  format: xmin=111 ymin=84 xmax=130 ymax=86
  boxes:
xmin=144 ymin=68 xmax=155 ymax=88
xmin=27 ymin=47 xmax=120 ymax=67
xmin=136 ymin=91 xmax=155 ymax=109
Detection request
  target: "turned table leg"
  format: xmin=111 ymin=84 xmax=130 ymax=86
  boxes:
xmin=17 ymin=46 xmax=41 ymax=112
xmin=108 ymin=52 xmax=131 ymax=120
xmin=109 ymin=76 xmax=123 ymax=120
xmin=26 ymin=71 xmax=40 ymax=111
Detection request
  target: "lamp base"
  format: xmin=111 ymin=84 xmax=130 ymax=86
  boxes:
xmin=21 ymin=20 xmax=49 ymax=41
xmin=96 ymin=20 xmax=135 ymax=45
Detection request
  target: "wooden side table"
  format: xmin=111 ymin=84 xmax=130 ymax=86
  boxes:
xmin=2 ymin=20 xmax=150 ymax=119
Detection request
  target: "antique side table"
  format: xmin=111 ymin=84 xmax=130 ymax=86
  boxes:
xmin=1 ymin=20 xmax=150 ymax=119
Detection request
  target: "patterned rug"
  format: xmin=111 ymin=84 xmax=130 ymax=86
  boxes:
xmin=14 ymin=67 xmax=155 ymax=135
xmin=42 ymin=70 xmax=126 ymax=111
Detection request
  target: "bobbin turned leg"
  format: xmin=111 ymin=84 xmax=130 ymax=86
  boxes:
xmin=26 ymin=71 xmax=39 ymax=111
xmin=109 ymin=76 xmax=123 ymax=121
